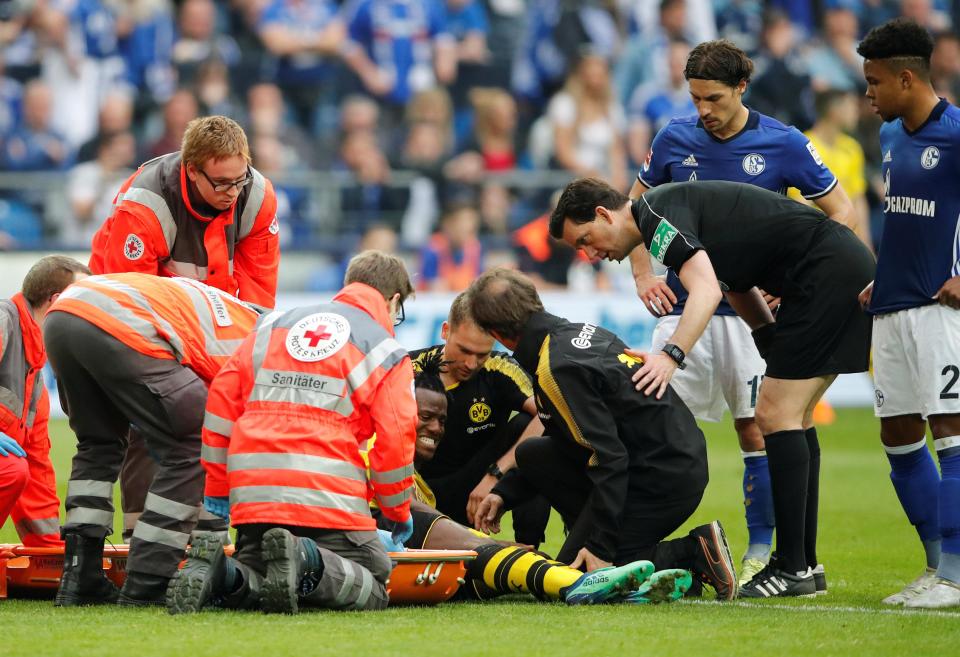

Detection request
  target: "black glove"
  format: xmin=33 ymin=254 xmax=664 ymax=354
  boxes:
xmin=752 ymin=323 xmax=776 ymax=360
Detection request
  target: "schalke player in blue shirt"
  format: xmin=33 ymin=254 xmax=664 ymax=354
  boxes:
xmin=626 ymin=40 xmax=859 ymax=590
xmin=858 ymin=18 xmax=960 ymax=609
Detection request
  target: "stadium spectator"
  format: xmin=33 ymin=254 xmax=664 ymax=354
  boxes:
xmin=0 ymin=79 xmax=71 ymax=172
xmin=144 ymin=88 xmax=198 ymax=160
xmin=46 ymin=274 xmax=259 ymax=606
xmin=546 ymin=52 xmax=627 ymax=191
xmin=806 ymin=6 xmax=865 ymax=93
xmin=341 ymin=0 xmax=457 ymax=117
xmin=858 ymin=17 xmax=960 ymax=609
xmin=746 ymin=10 xmax=815 ymax=131
xmin=193 ymin=58 xmax=244 ymax=122
xmin=453 ymin=87 xmax=519 ymax=172
xmin=247 ymin=82 xmax=318 ymax=167
xmin=930 ymin=30 xmax=960 ymax=102
xmin=171 ymin=0 xmax=241 ymax=85
xmin=446 ymin=0 xmax=490 ymax=66
xmin=256 ymin=0 xmax=345 ymax=132
xmin=626 ymin=39 xmax=694 ymax=169
xmin=0 ymin=55 xmax=24 ymax=137
xmin=337 ymin=130 xmax=410 ymax=233
xmin=250 ymin=133 xmax=309 ymax=245
xmin=899 ymin=0 xmax=951 ymax=31
xmin=713 ymin=0 xmax=763 ymax=54
xmin=76 ymin=89 xmax=134 ymax=163
xmin=419 ymin=202 xmax=483 ymax=292
xmin=0 ymin=256 xmax=90 ymax=550
xmin=466 ymin=268 xmax=736 ymax=600
xmin=178 ymin=250 xmax=417 ymax=614
xmin=116 ymin=0 xmax=177 ymax=114
xmin=614 ymin=0 xmax=688 ymax=109
xmin=627 ymin=0 xmax=716 ymax=45
xmin=64 ymin=130 xmax=136 ymax=245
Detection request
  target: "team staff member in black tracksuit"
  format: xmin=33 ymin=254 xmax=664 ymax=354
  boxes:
xmin=551 ymin=178 xmax=875 ymax=598
xmin=468 ymin=268 xmax=738 ymax=600
xmin=411 ymin=293 xmax=549 ymax=547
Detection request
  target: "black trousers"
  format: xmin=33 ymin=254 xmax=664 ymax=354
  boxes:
xmin=425 ymin=413 xmax=551 ymax=546
xmin=514 ymin=436 xmax=704 ymax=568
xmin=45 ymin=313 xmax=207 ymax=581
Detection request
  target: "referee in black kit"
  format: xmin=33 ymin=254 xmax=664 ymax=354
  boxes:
xmin=551 ymin=178 xmax=875 ymax=598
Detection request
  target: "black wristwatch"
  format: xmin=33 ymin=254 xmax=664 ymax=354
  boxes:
xmin=662 ymin=343 xmax=687 ymax=370
xmin=487 ymin=463 xmax=504 ymax=480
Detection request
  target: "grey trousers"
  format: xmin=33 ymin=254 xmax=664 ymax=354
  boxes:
xmin=45 ymin=313 xmax=207 ymax=581
xmin=235 ymin=523 xmax=393 ymax=610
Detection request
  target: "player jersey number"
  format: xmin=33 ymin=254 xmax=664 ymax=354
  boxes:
xmin=746 ymin=375 xmax=764 ymax=408
xmin=941 ymin=365 xmax=960 ymax=400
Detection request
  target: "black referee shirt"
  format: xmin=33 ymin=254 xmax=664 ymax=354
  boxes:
xmin=510 ymin=311 xmax=707 ymax=562
xmin=634 ymin=180 xmax=830 ymax=297
xmin=410 ymin=345 xmax=533 ymax=480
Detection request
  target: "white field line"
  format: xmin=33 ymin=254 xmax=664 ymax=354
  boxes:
xmin=684 ymin=599 xmax=960 ymax=618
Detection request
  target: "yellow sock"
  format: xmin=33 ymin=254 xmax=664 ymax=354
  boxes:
xmin=471 ymin=545 xmax=582 ymax=600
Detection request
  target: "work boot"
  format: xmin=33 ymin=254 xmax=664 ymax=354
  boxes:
xmin=260 ymin=528 xmax=322 ymax=614
xmin=118 ymin=572 xmax=170 ymax=606
xmin=55 ymin=533 xmax=119 ymax=607
xmin=167 ymin=532 xmax=231 ymax=614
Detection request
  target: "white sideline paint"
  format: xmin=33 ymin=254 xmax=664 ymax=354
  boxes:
xmin=686 ymin=599 xmax=960 ymax=618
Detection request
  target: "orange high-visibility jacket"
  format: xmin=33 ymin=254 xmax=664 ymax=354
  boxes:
xmin=0 ymin=293 xmax=61 ymax=546
xmin=201 ymin=282 xmax=417 ymax=530
xmin=88 ymin=152 xmax=280 ymax=310
xmin=48 ymin=273 xmax=259 ymax=385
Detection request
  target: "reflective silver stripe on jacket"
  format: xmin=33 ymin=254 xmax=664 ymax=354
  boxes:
xmin=376 ymin=487 xmax=413 ymax=508
xmin=67 ymin=479 xmax=113 ymax=499
xmin=118 ymin=186 xmax=177 ymax=247
xmin=0 ymin=386 xmax=17 ymax=415
xmin=347 ymin=338 xmax=406 ymax=393
xmin=167 ymin=260 xmax=208 ymax=280
xmin=203 ymin=411 xmax=234 ymax=437
xmin=370 ymin=463 xmax=414 ymax=485
xmin=238 ymin=167 xmax=267 ymax=240
xmin=227 ymin=452 xmax=366 ymax=482
xmin=144 ymin=492 xmax=200 ymax=522
xmin=201 ymin=443 xmax=228 ymax=465
xmin=230 ymin=485 xmax=370 ymax=516
xmin=248 ymin=382 xmax=355 ymax=416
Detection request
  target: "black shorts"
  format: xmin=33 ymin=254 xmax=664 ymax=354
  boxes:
xmin=767 ymin=223 xmax=875 ymax=379
xmin=371 ymin=507 xmax=448 ymax=549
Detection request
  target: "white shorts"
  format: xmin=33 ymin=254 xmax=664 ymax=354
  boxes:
xmin=651 ymin=314 xmax=766 ymax=422
xmin=872 ymin=304 xmax=960 ymax=418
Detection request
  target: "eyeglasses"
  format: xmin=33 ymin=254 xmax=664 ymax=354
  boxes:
xmin=199 ymin=168 xmax=253 ymax=193
xmin=394 ymin=300 xmax=405 ymax=327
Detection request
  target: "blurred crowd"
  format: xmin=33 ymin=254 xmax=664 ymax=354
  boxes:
xmin=2 ymin=0 xmax=960 ymax=290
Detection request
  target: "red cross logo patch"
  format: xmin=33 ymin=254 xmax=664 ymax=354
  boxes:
xmin=124 ymin=234 xmax=145 ymax=260
xmin=285 ymin=312 xmax=351 ymax=362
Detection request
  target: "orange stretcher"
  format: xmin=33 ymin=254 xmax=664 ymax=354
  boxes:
xmin=0 ymin=544 xmax=475 ymax=606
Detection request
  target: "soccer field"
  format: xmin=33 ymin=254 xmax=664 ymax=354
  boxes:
xmin=2 ymin=411 xmax=959 ymax=657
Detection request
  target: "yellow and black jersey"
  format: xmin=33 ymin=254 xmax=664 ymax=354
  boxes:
xmin=504 ymin=310 xmax=708 ymax=563
xmin=411 ymin=345 xmax=533 ymax=481
xmin=362 ymin=436 xmax=436 ymax=508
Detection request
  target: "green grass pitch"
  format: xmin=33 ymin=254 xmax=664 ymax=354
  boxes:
xmin=2 ymin=410 xmax=960 ymax=656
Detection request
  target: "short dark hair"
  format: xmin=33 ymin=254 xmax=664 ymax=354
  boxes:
xmin=857 ymin=18 xmax=934 ymax=74
xmin=344 ymin=250 xmax=415 ymax=303
xmin=548 ymin=177 xmax=629 ymax=239
xmin=21 ymin=255 xmax=90 ymax=307
xmin=684 ymin=39 xmax=754 ymax=87
xmin=467 ymin=268 xmax=544 ymax=343
xmin=413 ymin=350 xmax=447 ymax=396
xmin=814 ymin=88 xmax=854 ymax=117
xmin=447 ymin=291 xmax=474 ymax=329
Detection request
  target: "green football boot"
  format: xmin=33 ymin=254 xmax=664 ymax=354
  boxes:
xmin=563 ymin=560 xmax=655 ymax=605
xmin=621 ymin=569 xmax=693 ymax=604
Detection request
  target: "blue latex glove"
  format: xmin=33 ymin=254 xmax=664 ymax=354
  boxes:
xmin=204 ymin=495 xmax=230 ymax=523
xmin=0 ymin=432 xmax=26 ymax=458
xmin=390 ymin=516 xmax=414 ymax=546
xmin=377 ymin=529 xmax=406 ymax=552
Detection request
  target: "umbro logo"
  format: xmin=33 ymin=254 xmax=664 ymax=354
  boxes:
xmin=682 ymin=154 xmax=698 ymax=167
xmin=883 ymin=150 xmax=892 ymax=163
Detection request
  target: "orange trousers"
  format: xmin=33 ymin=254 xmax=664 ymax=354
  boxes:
xmin=0 ymin=427 xmax=62 ymax=547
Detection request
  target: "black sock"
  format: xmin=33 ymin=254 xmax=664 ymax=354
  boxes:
xmin=652 ymin=535 xmax=697 ymax=571
xmin=804 ymin=427 xmax=821 ymax=570
xmin=764 ymin=429 xmax=809 ymax=574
